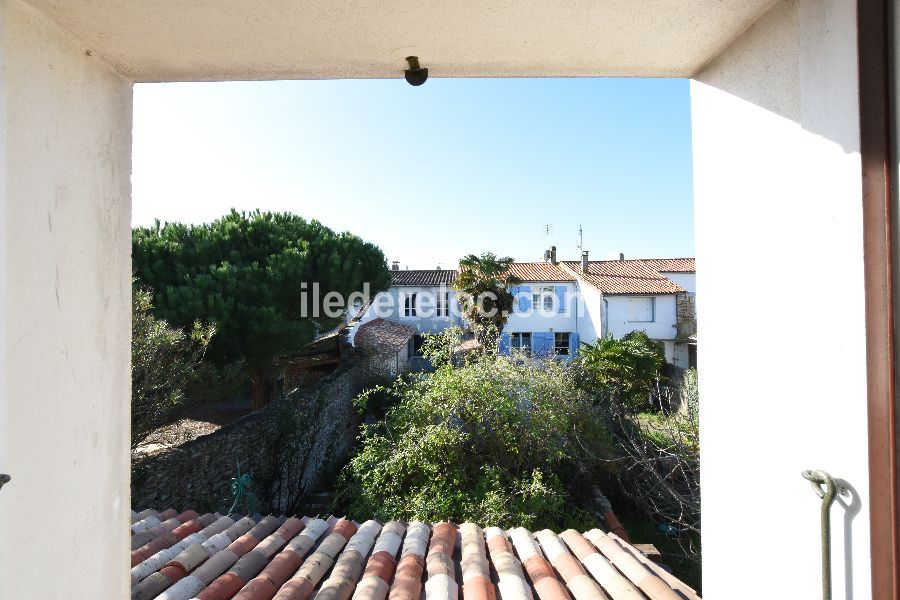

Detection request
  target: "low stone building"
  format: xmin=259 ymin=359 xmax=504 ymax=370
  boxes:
xmin=353 ymin=318 xmax=417 ymax=377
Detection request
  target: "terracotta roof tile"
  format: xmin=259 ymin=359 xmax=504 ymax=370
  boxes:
xmin=561 ymin=259 xmax=693 ymax=295
xmin=389 ymin=522 xmax=430 ymax=600
xmin=354 ymin=318 xmax=417 ymax=353
xmin=390 ymin=270 xmax=458 ymax=286
xmin=131 ymin=510 xmax=700 ymax=598
xmin=639 ymin=258 xmax=696 ymax=273
xmin=505 ymin=262 xmax=574 ymax=282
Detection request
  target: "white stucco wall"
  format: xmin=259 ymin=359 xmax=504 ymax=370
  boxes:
xmin=364 ymin=286 xmax=463 ymax=334
xmin=575 ymin=280 xmax=603 ymax=345
xmin=691 ymin=0 xmax=869 ymax=597
xmin=604 ymin=295 xmax=678 ymax=341
xmin=504 ymin=282 xmax=579 ymax=335
xmin=661 ymin=271 xmax=696 ymax=294
xmin=674 ymin=342 xmax=691 ymax=369
xmin=0 ymin=1 xmax=133 ymax=598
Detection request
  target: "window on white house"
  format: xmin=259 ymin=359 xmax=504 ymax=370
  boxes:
xmin=533 ymin=286 xmax=555 ymax=312
xmin=404 ymin=293 xmax=417 ymax=317
xmin=625 ymin=296 xmax=655 ymax=322
xmin=436 ymin=293 xmax=449 ymax=317
xmin=511 ymin=332 xmax=532 ymax=354
xmin=554 ymin=332 xmax=570 ymax=355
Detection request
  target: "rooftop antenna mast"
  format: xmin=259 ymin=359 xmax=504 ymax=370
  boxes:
xmin=576 ymin=224 xmax=584 ymax=253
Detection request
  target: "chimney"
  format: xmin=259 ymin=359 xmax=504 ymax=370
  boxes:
xmin=391 ymin=261 xmax=400 ymax=271
xmin=550 ymin=245 xmax=558 ymax=265
xmin=619 ymin=253 xmax=625 ymax=261
xmin=581 ymin=250 xmax=589 ymax=273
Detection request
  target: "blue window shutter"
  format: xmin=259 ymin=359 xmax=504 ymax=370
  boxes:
xmin=519 ymin=286 xmax=532 ymax=312
xmin=533 ymin=332 xmax=554 ymax=357
xmin=570 ymin=332 xmax=580 ymax=357
xmin=499 ymin=332 xmax=511 ymax=355
xmin=508 ymin=286 xmax=520 ymax=312
xmin=555 ymin=286 xmax=567 ymax=313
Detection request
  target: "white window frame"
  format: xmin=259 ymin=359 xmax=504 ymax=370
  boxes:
xmin=533 ymin=285 xmax=555 ymax=312
xmin=436 ymin=292 xmax=449 ymax=317
xmin=404 ymin=292 xmax=417 ymax=317
xmin=511 ymin=332 xmax=532 ymax=354
xmin=554 ymin=332 xmax=570 ymax=355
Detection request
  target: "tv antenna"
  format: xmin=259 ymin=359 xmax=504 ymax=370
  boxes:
xmin=543 ymin=224 xmax=553 ymax=237
xmin=576 ymin=224 xmax=584 ymax=252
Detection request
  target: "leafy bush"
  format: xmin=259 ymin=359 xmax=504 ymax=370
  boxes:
xmin=610 ymin=369 xmax=701 ymax=577
xmin=575 ymin=331 xmax=665 ymax=409
xmin=132 ymin=286 xmax=214 ymax=450
xmin=419 ymin=325 xmax=465 ymax=368
xmin=337 ymin=355 xmax=613 ymax=529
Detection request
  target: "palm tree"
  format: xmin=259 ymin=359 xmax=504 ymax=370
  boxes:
xmin=453 ymin=252 xmax=522 ymax=349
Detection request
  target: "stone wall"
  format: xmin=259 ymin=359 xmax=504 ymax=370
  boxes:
xmin=675 ymin=293 xmax=697 ymax=339
xmin=131 ymin=356 xmax=372 ymax=514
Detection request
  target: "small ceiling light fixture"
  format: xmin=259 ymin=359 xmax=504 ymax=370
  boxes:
xmin=404 ymin=56 xmax=429 ymax=86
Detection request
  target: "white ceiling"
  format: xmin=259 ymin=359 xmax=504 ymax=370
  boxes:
xmin=25 ymin=0 xmax=778 ymax=82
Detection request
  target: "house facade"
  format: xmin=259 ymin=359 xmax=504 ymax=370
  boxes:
xmin=350 ymin=266 xmax=464 ymax=362
xmin=499 ymin=262 xmax=581 ymax=359
xmin=354 ymin=251 xmax=696 ymax=368
xmin=561 ymin=255 xmax=697 ymax=368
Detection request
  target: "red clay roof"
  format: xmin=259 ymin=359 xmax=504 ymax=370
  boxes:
xmin=505 ymin=262 xmax=574 ymax=282
xmin=637 ymin=258 xmax=696 ymax=273
xmin=353 ymin=318 xmax=417 ymax=353
xmin=561 ymin=259 xmax=692 ymax=295
xmin=129 ymin=509 xmax=701 ymax=599
xmin=389 ymin=270 xmax=458 ymax=286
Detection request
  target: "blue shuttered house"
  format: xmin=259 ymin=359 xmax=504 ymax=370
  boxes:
xmin=499 ymin=263 xmax=581 ymax=361
xmin=354 ymin=252 xmax=696 ymax=368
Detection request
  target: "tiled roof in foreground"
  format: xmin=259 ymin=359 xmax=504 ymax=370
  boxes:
xmin=129 ymin=508 xmax=700 ymax=600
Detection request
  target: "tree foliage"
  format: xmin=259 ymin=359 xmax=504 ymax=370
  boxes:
xmin=419 ymin=325 xmax=465 ymax=368
xmin=132 ymin=286 xmax=214 ymax=450
xmin=608 ymin=370 xmax=701 ymax=578
xmin=576 ymin=332 xmax=699 ymax=579
xmin=132 ymin=210 xmax=390 ymax=407
xmin=453 ymin=253 xmax=521 ymax=348
xmin=337 ymin=356 xmax=613 ymax=529
xmin=576 ymin=331 xmax=666 ymax=408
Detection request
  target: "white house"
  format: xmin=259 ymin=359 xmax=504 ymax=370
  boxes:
xmin=500 ymin=261 xmax=581 ymax=359
xmin=355 ymin=251 xmax=696 ymax=368
xmin=561 ymin=254 xmax=697 ymax=368
xmin=350 ymin=265 xmax=463 ymax=355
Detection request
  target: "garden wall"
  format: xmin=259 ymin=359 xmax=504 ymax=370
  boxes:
xmin=131 ymin=356 xmax=372 ymax=514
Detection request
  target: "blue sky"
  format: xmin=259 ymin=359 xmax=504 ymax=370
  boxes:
xmin=133 ymin=78 xmax=694 ymax=268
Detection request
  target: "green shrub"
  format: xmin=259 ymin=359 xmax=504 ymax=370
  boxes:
xmin=575 ymin=331 xmax=665 ymax=409
xmin=132 ymin=285 xmax=214 ymax=450
xmin=337 ymin=355 xmax=612 ymax=529
xmin=419 ymin=326 xmax=464 ymax=368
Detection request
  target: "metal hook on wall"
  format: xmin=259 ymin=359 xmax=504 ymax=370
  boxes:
xmin=802 ymin=469 xmax=846 ymax=600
